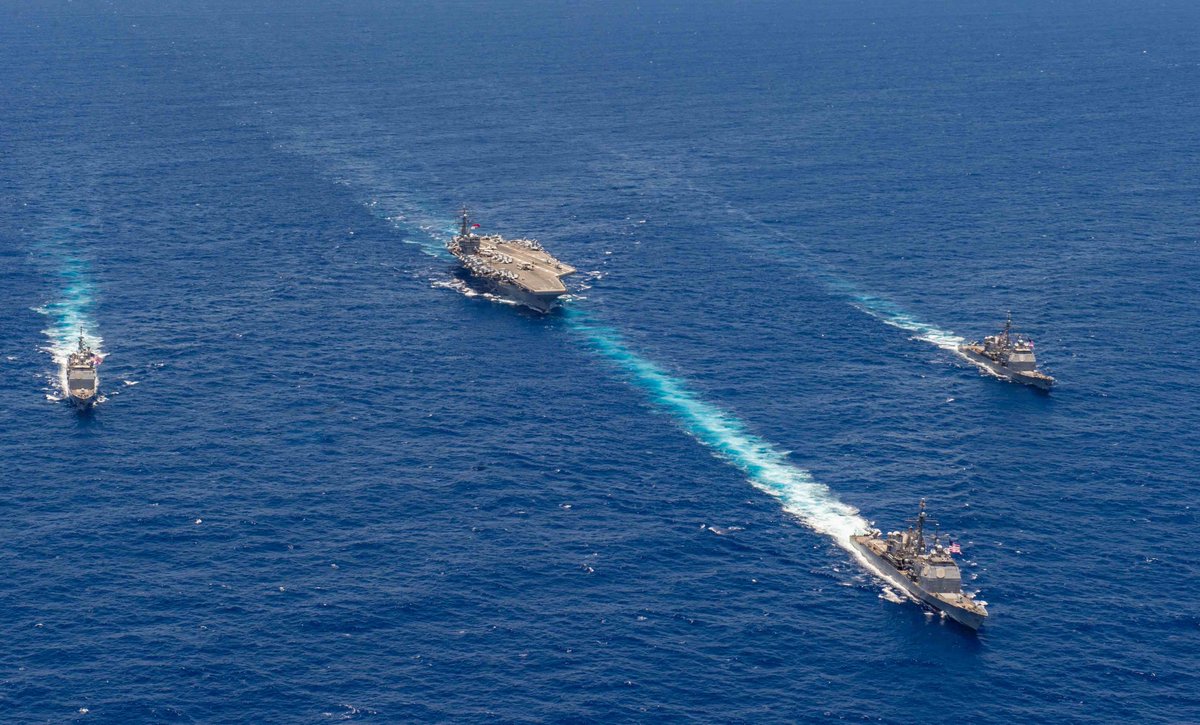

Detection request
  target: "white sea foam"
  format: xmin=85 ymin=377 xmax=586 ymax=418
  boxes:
xmin=705 ymin=524 xmax=744 ymax=536
xmin=843 ymin=292 xmax=965 ymax=351
xmin=430 ymin=278 xmax=519 ymax=307
xmin=566 ymin=307 xmax=869 ymax=553
xmin=431 ymin=278 xmax=481 ymax=297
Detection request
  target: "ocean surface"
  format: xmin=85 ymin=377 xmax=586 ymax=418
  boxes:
xmin=2 ymin=1 xmax=1198 ymax=722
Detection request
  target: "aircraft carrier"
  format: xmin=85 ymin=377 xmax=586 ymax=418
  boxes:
xmin=65 ymin=332 xmax=100 ymax=409
xmin=447 ymin=208 xmax=576 ymax=313
xmin=958 ymin=314 xmax=1054 ymax=390
xmin=850 ymin=500 xmax=988 ymax=630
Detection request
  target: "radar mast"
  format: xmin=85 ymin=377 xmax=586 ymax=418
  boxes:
xmin=909 ymin=498 xmax=937 ymax=553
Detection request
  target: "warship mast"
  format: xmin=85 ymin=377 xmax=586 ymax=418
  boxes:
xmin=910 ymin=498 xmax=936 ymax=553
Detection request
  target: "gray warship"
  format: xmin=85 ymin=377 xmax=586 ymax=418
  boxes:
xmin=65 ymin=332 xmax=100 ymax=408
xmin=850 ymin=500 xmax=988 ymax=630
xmin=447 ymin=208 xmax=576 ymax=313
xmin=958 ymin=314 xmax=1054 ymax=390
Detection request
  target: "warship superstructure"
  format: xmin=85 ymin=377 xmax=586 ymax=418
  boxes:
xmin=447 ymin=208 xmax=576 ymax=313
xmin=65 ymin=332 xmax=100 ymax=408
xmin=850 ymin=500 xmax=988 ymax=630
xmin=958 ymin=314 xmax=1054 ymax=390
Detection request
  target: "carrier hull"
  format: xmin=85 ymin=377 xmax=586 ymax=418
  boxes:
xmin=463 ymin=271 xmax=566 ymax=313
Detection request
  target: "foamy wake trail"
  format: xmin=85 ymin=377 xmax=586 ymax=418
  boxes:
xmin=565 ymin=307 xmax=868 ymax=551
xmin=591 ymin=154 xmax=966 ymax=356
xmin=271 ymin=129 xmax=452 ymax=261
xmin=820 ymin=277 xmax=965 ymax=352
xmin=262 ymin=130 xmax=883 ymax=574
xmin=35 ymin=257 xmax=103 ymax=398
xmin=429 ymin=279 xmax=519 ymax=307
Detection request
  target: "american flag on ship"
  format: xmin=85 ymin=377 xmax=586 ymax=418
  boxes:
xmin=948 ymin=541 xmax=962 ymax=554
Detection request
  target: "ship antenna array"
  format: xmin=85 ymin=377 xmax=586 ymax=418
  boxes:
xmin=459 ymin=206 xmax=470 ymax=237
xmin=908 ymin=499 xmax=938 ymax=551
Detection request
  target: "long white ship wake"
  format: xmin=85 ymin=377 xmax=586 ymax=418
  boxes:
xmin=565 ymin=307 xmax=869 ymax=551
xmin=267 ymin=121 xmax=879 ymax=566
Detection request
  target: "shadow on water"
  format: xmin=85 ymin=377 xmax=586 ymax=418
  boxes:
xmin=884 ymin=601 xmax=990 ymax=647
xmin=68 ymin=400 xmax=103 ymax=427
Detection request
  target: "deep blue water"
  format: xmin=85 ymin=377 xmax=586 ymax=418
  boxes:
xmin=2 ymin=1 xmax=1199 ymax=722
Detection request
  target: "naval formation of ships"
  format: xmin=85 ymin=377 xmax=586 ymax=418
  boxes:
xmin=46 ymin=205 xmax=1063 ymax=632
xmin=442 ymin=209 xmax=1003 ymax=629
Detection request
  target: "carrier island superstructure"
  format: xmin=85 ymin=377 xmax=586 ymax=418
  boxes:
xmin=850 ymin=500 xmax=988 ymax=630
xmin=447 ymin=208 xmax=576 ymax=313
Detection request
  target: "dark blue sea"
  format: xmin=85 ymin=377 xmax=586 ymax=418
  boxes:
xmin=2 ymin=1 xmax=1198 ymax=722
